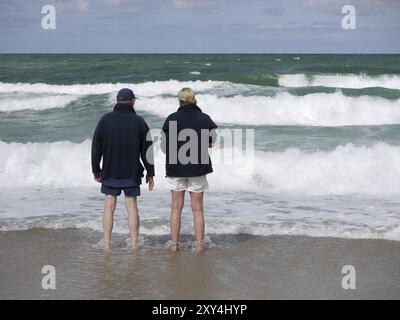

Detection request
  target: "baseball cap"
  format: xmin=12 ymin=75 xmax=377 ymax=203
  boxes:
xmin=117 ymin=88 xmax=138 ymax=101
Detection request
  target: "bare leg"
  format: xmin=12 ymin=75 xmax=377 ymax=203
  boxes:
xmin=103 ymin=195 xmax=117 ymax=251
xmin=125 ymin=196 xmax=140 ymax=250
xmin=170 ymin=191 xmax=185 ymax=251
xmin=190 ymin=191 xmax=205 ymax=252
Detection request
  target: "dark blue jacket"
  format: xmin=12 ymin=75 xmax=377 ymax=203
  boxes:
xmin=162 ymin=104 xmax=217 ymax=177
xmin=91 ymin=104 xmax=154 ymax=185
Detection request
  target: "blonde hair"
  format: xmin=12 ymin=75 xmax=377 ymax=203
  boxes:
xmin=178 ymin=87 xmax=197 ymax=105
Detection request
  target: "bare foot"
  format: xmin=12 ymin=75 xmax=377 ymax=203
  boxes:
xmin=103 ymin=239 xmax=111 ymax=251
xmin=194 ymin=240 xmax=205 ymax=253
xmin=170 ymin=241 xmax=179 ymax=252
xmin=130 ymin=239 xmax=140 ymax=250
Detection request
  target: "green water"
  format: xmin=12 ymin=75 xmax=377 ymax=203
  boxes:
xmin=1 ymin=54 xmax=400 ymax=241
xmin=0 ymin=54 xmax=400 ymax=149
xmin=1 ymin=54 xmax=400 ymax=85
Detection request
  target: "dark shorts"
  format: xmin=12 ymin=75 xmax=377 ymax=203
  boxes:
xmin=101 ymin=184 xmax=141 ymax=197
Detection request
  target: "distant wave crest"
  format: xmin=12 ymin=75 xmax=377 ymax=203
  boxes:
xmin=279 ymin=73 xmax=400 ymax=89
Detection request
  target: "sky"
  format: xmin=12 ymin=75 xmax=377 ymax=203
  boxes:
xmin=0 ymin=0 xmax=399 ymax=53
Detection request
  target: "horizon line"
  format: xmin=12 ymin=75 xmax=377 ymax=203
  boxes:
xmin=0 ymin=52 xmax=399 ymax=55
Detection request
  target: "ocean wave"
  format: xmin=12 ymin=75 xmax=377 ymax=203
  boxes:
xmin=278 ymin=73 xmax=400 ymax=89
xmin=1 ymin=140 xmax=400 ymax=196
xmin=1 ymin=81 xmax=399 ymax=126
xmin=1 ymin=216 xmax=399 ymax=241
xmin=0 ymin=80 xmax=262 ymax=112
xmin=2 ymin=82 xmax=400 ymax=127
xmin=139 ymin=91 xmax=400 ymax=126
xmin=0 ymin=95 xmax=78 ymax=112
xmin=0 ymin=80 xmax=247 ymax=97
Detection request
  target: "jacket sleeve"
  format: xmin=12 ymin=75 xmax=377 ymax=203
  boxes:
xmin=139 ymin=119 xmax=155 ymax=177
xmin=91 ymin=117 xmax=105 ymax=174
xmin=160 ymin=116 xmax=169 ymax=154
xmin=208 ymin=116 xmax=218 ymax=146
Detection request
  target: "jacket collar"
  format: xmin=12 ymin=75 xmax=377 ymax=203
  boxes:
xmin=177 ymin=104 xmax=202 ymax=112
xmin=114 ymin=103 xmax=136 ymax=114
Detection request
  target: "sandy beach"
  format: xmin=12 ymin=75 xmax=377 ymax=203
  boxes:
xmin=0 ymin=228 xmax=399 ymax=300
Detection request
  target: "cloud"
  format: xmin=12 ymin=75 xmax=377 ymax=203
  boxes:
xmin=0 ymin=0 xmax=38 ymax=28
xmin=98 ymin=0 xmax=164 ymax=14
xmin=263 ymin=5 xmax=285 ymax=16
xmin=102 ymin=0 xmax=121 ymax=6
xmin=172 ymin=0 xmax=218 ymax=10
xmin=294 ymin=0 xmax=400 ymax=15
xmin=55 ymin=0 xmax=90 ymax=12
xmin=100 ymin=0 xmax=220 ymax=11
xmin=0 ymin=0 xmax=399 ymax=53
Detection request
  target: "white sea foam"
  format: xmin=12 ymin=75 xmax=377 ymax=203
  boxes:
xmin=138 ymin=91 xmax=400 ymax=126
xmin=1 ymin=187 xmax=399 ymax=241
xmin=0 ymin=140 xmax=94 ymax=187
xmin=2 ymin=81 xmax=400 ymax=126
xmin=1 ymin=140 xmax=399 ymax=241
xmin=1 ymin=140 xmax=400 ymax=196
xmin=0 ymin=80 xmax=257 ymax=113
xmin=211 ymin=142 xmax=400 ymax=196
xmin=0 ymin=80 xmax=234 ymax=97
xmin=1 ymin=80 xmax=400 ymax=129
xmin=279 ymin=73 xmax=400 ymax=89
xmin=0 ymin=95 xmax=78 ymax=112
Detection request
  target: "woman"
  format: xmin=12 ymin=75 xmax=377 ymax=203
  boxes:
xmin=162 ymin=88 xmax=217 ymax=252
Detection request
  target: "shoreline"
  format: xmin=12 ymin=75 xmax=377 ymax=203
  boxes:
xmin=1 ymin=228 xmax=399 ymax=299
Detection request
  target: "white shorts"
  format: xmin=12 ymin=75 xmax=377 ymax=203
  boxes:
xmin=166 ymin=175 xmax=209 ymax=193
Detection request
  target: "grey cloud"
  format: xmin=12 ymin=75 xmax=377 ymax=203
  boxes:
xmin=294 ymin=0 xmax=400 ymax=15
xmin=0 ymin=0 xmax=40 ymax=27
xmin=54 ymin=0 xmax=90 ymax=12
xmin=99 ymin=0 xmax=160 ymax=13
xmin=263 ymin=5 xmax=285 ymax=16
xmin=172 ymin=0 xmax=218 ymax=9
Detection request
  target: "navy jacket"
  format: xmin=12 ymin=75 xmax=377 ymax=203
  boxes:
xmin=91 ymin=104 xmax=155 ymax=185
xmin=162 ymin=104 xmax=217 ymax=177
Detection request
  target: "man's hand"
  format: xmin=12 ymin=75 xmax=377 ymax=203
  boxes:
xmin=146 ymin=175 xmax=154 ymax=191
xmin=93 ymin=172 xmax=102 ymax=183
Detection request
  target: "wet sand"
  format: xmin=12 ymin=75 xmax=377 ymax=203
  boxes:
xmin=0 ymin=228 xmax=399 ymax=299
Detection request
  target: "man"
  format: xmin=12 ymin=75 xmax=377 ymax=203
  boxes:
xmin=91 ymin=88 xmax=154 ymax=251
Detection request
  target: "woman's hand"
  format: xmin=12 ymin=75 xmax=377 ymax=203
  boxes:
xmin=146 ymin=175 xmax=154 ymax=191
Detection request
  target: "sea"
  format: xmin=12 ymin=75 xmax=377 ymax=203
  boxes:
xmin=1 ymin=54 xmax=400 ymax=243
